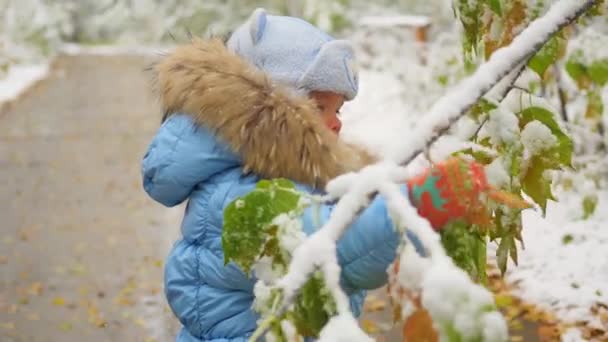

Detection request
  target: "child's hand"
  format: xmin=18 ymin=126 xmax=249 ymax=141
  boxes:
xmin=406 ymin=158 xmax=530 ymax=230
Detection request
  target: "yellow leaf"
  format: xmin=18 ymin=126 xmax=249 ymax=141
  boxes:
xmin=52 ymin=297 xmax=66 ymax=306
xmin=360 ymin=319 xmax=380 ymax=334
xmin=1 ymin=322 xmax=15 ymax=330
xmin=59 ymin=322 xmax=72 ymax=331
xmin=495 ymin=294 xmax=513 ymax=308
xmin=133 ymin=317 xmax=146 ymax=327
xmin=69 ymin=263 xmax=87 ymax=275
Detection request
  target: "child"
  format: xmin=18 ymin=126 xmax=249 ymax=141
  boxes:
xmin=142 ymin=8 xmax=490 ymax=341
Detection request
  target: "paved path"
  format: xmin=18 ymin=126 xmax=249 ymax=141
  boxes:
xmin=0 ymin=53 xmax=180 ymax=342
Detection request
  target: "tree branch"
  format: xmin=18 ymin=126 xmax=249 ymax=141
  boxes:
xmin=395 ymin=0 xmax=597 ymax=167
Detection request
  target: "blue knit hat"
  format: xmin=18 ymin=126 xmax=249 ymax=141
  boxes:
xmin=226 ymin=8 xmax=359 ymax=100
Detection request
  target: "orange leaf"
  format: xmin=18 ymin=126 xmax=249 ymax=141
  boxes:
xmin=487 ymin=189 xmax=533 ymax=209
xmin=402 ymin=309 xmax=439 ymax=342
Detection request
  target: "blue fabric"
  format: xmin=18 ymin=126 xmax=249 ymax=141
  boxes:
xmin=142 ymin=114 xmax=422 ymax=341
xmin=226 ymin=9 xmax=359 ymax=100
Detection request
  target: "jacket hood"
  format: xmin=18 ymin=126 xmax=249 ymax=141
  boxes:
xmin=153 ymin=38 xmax=374 ymax=188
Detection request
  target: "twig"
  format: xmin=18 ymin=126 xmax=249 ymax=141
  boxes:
xmin=553 ymin=64 xmax=569 ymax=122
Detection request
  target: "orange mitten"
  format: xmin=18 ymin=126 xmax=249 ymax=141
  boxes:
xmin=406 ymin=158 xmax=529 ymax=230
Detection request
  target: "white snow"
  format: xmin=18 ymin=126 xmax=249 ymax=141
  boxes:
xmin=58 ymin=43 xmax=168 ymax=57
xmin=502 ymin=87 xmax=556 ymax=114
xmin=501 ymin=190 xmax=608 ymax=325
xmin=485 ymin=157 xmax=510 ymax=188
xmin=252 ymin=281 xmax=274 ymax=315
xmin=360 ymin=15 xmax=431 ymax=28
xmin=253 ymin=256 xmax=282 ymax=284
xmin=561 ymin=328 xmax=585 ymax=342
xmin=521 ymin=120 xmax=558 ymax=155
xmin=271 ymin=214 xmax=306 ymax=253
xmin=485 ymin=107 xmax=521 ymax=145
xmin=318 ymin=314 xmax=374 ymax=342
xmin=0 ymin=64 xmax=49 ymax=104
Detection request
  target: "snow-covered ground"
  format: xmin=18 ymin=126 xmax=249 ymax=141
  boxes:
xmin=0 ymin=64 xmax=49 ymax=104
xmin=509 ymin=190 xmax=608 ymax=324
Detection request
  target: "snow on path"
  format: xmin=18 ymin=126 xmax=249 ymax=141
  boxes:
xmin=0 ymin=64 xmax=49 ymax=104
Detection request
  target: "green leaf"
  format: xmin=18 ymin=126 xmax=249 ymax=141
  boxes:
xmin=496 ymin=234 xmax=513 ymax=275
xmin=565 ymin=51 xmax=590 ymax=88
xmin=586 ymin=90 xmax=604 ymax=120
xmin=519 ymin=107 xmax=573 ymax=167
xmin=329 ymin=13 xmax=350 ymax=32
xmin=470 ymin=98 xmax=497 ymax=121
xmin=456 ymin=148 xmax=494 ymax=165
xmin=528 ymin=36 xmax=560 ymax=78
xmin=485 ymin=0 xmax=502 ymax=15
xmin=291 ymin=271 xmax=336 ymax=338
xmin=270 ymin=320 xmax=288 ymax=342
xmin=521 ymin=156 xmax=556 ymax=214
xmin=589 ymin=58 xmax=608 ymax=86
xmin=582 ymin=194 xmax=598 ymax=220
xmin=441 ymin=222 xmax=488 ymax=284
xmin=222 ymin=179 xmax=301 ymax=273
xmin=455 ymin=0 xmax=483 ymax=58
xmin=562 ymin=234 xmax=574 ymax=245
xmin=444 ymin=322 xmax=464 ymax=342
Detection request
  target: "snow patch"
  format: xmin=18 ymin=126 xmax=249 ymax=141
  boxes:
xmin=318 ymin=314 xmax=374 ymax=342
xmin=502 ymin=190 xmax=608 ymax=326
xmin=485 ymin=157 xmax=510 ymax=188
xmin=0 ymin=64 xmax=49 ymax=104
xmin=521 ymin=120 xmax=558 ymax=155
xmin=59 ymin=43 xmax=169 ymax=57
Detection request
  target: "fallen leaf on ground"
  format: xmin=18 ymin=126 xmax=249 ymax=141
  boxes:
xmin=59 ymin=322 xmax=72 ymax=331
xmin=360 ymin=319 xmax=380 ymax=334
xmin=28 ymin=282 xmax=43 ymax=296
xmin=363 ymin=297 xmax=387 ymax=313
xmin=52 ymin=297 xmax=66 ymax=306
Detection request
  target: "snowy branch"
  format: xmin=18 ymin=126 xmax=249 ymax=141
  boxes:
xmin=394 ymin=0 xmax=598 ymax=167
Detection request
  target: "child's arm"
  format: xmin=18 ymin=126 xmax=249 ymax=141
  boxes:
xmin=301 ymin=159 xmax=493 ymax=295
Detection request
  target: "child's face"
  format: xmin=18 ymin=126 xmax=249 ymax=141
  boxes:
xmin=310 ymin=91 xmax=344 ymax=134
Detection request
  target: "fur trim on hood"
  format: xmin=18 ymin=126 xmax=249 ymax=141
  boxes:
xmin=153 ymin=38 xmax=375 ymax=188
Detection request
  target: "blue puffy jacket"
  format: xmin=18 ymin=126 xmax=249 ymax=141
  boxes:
xmin=142 ymin=38 xmax=422 ymax=341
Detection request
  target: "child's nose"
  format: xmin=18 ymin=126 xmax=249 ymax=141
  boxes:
xmin=328 ymin=116 xmax=342 ymax=134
